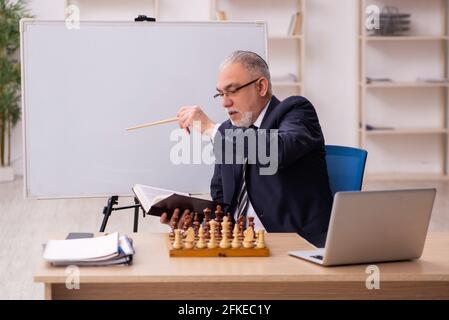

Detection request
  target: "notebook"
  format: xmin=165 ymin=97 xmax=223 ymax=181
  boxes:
xmin=43 ymin=232 xmax=134 ymax=266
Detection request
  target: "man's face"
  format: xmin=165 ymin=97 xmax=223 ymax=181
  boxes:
xmin=216 ymin=63 xmax=266 ymax=127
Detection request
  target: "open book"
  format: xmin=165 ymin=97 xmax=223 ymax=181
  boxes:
xmin=132 ymin=184 xmax=227 ymax=217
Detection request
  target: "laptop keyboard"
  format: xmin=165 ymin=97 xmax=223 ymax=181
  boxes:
xmin=311 ymin=255 xmax=323 ymax=260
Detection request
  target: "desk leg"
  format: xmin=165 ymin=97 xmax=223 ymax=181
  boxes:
xmin=45 ymin=283 xmax=53 ymax=300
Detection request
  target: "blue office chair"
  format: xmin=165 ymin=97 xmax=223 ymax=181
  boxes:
xmin=325 ymin=145 xmax=368 ymax=197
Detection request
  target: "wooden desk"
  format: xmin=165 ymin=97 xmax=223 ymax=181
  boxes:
xmin=34 ymin=233 xmax=449 ymax=300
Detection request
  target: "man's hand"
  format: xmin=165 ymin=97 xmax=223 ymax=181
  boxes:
xmin=160 ymin=208 xmax=190 ymax=229
xmin=177 ymin=105 xmax=216 ymax=135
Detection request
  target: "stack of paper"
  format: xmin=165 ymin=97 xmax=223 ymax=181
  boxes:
xmin=43 ymin=232 xmax=134 ymax=266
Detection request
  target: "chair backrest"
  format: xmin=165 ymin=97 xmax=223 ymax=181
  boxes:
xmin=325 ymin=145 xmax=368 ymax=197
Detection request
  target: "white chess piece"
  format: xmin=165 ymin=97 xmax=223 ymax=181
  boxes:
xmin=231 ymin=223 xmax=241 ymax=248
xmin=207 ymin=219 xmax=218 ymax=249
xmin=173 ymin=229 xmax=183 ymax=249
xmin=184 ymin=227 xmax=195 ymax=249
xmin=256 ymin=230 xmax=266 ymax=249
xmin=196 ymin=225 xmax=206 ymax=249
xmin=243 ymin=226 xmax=255 ymax=248
xmin=219 ymin=216 xmax=231 ymax=248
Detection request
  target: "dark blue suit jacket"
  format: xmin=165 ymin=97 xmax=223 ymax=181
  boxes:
xmin=210 ymin=96 xmax=332 ymax=247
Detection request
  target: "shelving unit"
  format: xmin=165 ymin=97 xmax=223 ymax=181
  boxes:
xmin=210 ymin=0 xmax=305 ymax=98
xmin=358 ymin=0 xmax=449 ymax=180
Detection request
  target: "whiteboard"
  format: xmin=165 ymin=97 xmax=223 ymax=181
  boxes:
xmin=21 ymin=20 xmax=267 ymax=198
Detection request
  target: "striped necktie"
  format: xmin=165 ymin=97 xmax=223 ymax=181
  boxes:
xmin=236 ymin=156 xmax=249 ymax=219
xmin=235 ymin=125 xmax=258 ymax=219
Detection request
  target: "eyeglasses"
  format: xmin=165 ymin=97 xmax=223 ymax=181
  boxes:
xmin=213 ymin=78 xmax=261 ymax=99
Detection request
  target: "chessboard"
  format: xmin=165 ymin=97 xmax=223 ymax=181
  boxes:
xmin=166 ymin=205 xmax=270 ymax=257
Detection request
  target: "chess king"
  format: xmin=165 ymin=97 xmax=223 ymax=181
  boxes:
xmin=162 ymin=50 xmax=333 ymax=248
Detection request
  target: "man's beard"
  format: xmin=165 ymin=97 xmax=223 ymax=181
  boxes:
xmin=228 ymin=110 xmax=253 ymax=128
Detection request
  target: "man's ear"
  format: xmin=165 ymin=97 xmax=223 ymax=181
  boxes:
xmin=257 ymin=77 xmax=269 ymax=97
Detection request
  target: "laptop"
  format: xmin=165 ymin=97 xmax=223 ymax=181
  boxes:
xmin=289 ymin=188 xmax=436 ymax=266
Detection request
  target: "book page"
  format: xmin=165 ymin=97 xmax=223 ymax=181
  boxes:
xmin=133 ymin=184 xmax=189 ymax=213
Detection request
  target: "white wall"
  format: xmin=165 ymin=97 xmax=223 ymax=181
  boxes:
xmin=305 ymin=0 xmax=358 ymax=146
xmin=10 ymin=0 xmax=370 ymax=175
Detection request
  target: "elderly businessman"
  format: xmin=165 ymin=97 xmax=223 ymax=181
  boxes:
xmin=162 ymin=50 xmax=332 ymax=247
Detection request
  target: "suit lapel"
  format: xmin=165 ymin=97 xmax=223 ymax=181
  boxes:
xmin=260 ymin=95 xmax=280 ymax=129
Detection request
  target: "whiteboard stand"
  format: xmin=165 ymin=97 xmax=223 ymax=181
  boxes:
xmin=100 ymin=196 xmax=145 ymax=233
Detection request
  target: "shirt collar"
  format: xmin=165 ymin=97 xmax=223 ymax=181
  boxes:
xmin=252 ymin=99 xmax=270 ymax=128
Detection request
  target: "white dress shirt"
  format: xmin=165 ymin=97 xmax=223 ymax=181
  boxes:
xmin=211 ymin=101 xmax=270 ymax=231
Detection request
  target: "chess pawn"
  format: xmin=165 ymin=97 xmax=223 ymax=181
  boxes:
xmin=172 ymin=229 xmax=183 ymax=249
xmin=226 ymin=213 xmax=233 ymax=237
xmin=248 ymin=216 xmax=257 ymax=240
xmin=203 ymin=208 xmax=211 ymax=222
xmin=215 ymin=205 xmax=223 ymax=222
xmin=207 ymin=219 xmax=218 ymax=249
xmin=231 ymin=223 xmax=241 ymax=248
xmin=182 ymin=209 xmax=191 ymax=231
xmin=238 ymin=215 xmax=245 ymax=239
xmin=215 ymin=205 xmax=223 ymax=236
xmin=248 ymin=216 xmax=255 ymax=231
xmin=256 ymin=230 xmax=266 ymax=249
xmin=243 ymin=226 xmax=255 ymax=248
xmin=183 ymin=227 xmax=195 ymax=249
xmin=196 ymin=225 xmax=206 ymax=249
xmin=203 ymin=208 xmax=211 ymax=239
xmin=214 ymin=219 xmax=221 ymax=240
xmin=192 ymin=212 xmax=200 ymax=235
xmin=223 ymin=215 xmax=232 ymax=237
xmin=219 ymin=216 xmax=231 ymax=249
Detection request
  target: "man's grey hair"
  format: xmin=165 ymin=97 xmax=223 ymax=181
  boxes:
xmin=220 ymin=50 xmax=272 ymax=94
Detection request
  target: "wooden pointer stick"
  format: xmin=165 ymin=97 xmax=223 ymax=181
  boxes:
xmin=126 ymin=116 xmax=178 ymax=131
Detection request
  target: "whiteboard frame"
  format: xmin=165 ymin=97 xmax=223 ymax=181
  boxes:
xmin=20 ymin=19 xmax=269 ymax=199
